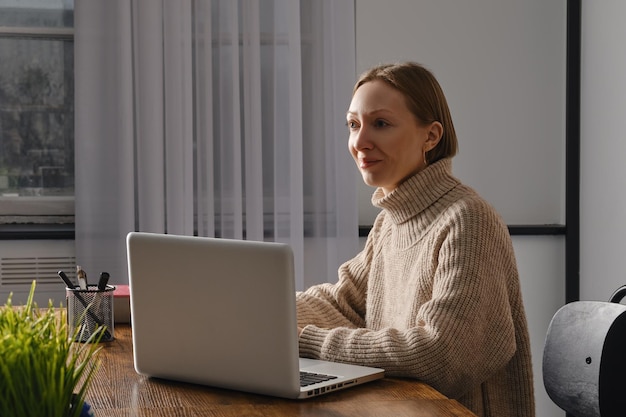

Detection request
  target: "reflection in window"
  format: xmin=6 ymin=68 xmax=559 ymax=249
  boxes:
xmin=0 ymin=2 xmax=74 ymax=224
xmin=0 ymin=38 xmax=74 ymax=197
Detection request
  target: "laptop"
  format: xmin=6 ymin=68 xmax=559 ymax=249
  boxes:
xmin=126 ymin=232 xmax=384 ymax=399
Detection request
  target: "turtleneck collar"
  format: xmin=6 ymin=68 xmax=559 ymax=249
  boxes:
xmin=371 ymin=158 xmax=460 ymax=225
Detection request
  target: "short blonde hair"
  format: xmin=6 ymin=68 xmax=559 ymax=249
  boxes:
xmin=353 ymin=62 xmax=458 ymax=163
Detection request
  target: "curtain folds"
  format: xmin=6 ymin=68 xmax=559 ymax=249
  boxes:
xmin=75 ymin=0 xmax=358 ymax=290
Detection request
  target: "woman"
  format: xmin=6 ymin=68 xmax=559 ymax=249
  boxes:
xmin=296 ymin=62 xmax=535 ymax=417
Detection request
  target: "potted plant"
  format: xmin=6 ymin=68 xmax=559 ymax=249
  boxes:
xmin=0 ymin=282 xmax=104 ymax=417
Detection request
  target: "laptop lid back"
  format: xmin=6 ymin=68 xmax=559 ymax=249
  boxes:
xmin=126 ymin=232 xmax=301 ymax=398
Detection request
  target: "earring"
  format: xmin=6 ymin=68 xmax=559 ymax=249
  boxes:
xmin=423 ymin=150 xmax=428 ymax=166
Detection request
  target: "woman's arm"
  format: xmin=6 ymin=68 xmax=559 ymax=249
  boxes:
xmin=296 ymin=241 xmax=372 ymax=330
xmin=296 ymin=212 xmax=386 ymax=330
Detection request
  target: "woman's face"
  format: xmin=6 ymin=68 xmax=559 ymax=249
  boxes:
xmin=347 ymin=80 xmax=442 ymax=195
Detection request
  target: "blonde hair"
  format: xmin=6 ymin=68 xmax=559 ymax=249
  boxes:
xmin=353 ymin=62 xmax=458 ymax=163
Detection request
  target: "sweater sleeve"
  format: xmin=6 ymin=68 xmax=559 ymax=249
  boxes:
xmin=297 ymin=202 xmax=519 ymax=399
xmin=295 ymin=236 xmax=373 ymax=330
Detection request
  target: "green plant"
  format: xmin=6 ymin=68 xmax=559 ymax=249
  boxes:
xmin=0 ymin=282 xmax=103 ymax=417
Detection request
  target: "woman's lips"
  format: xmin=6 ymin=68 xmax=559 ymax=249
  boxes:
xmin=359 ymin=158 xmax=381 ymax=169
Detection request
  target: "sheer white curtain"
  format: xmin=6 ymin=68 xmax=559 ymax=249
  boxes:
xmin=74 ymin=0 xmax=358 ymax=290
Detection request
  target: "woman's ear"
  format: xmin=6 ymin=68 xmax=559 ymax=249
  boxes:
xmin=425 ymin=121 xmax=443 ymax=151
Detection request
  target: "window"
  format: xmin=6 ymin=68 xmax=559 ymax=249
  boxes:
xmin=0 ymin=1 xmax=74 ymax=227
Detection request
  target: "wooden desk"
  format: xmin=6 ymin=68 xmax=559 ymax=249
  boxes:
xmin=87 ymin=325 xmax=477 ymax=416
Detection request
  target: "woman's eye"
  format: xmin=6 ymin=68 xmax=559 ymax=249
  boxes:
xmin=374 ymin=119 xmax=389 ymax=128
xmin=346 ymin=120 xmax=358 ymax=129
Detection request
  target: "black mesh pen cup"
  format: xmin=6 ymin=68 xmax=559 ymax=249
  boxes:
xmin=66 ymin=285 xmax=115 ymax=342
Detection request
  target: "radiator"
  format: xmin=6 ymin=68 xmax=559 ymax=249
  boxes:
xmin=0 ymin=240 xmax=75 ymax=306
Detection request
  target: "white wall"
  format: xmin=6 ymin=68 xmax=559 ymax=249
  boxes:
xmin=512 ymin=236 xmax=565 ymax=417
xmin=580 ymin=1 xmax=626 ymax=303
xmin=355 ymin=1 xmax=567 ymax=416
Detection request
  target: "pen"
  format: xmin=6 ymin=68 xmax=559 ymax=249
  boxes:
xmin=77 ymin=266 xmax=88 ymax=290
xmin=97 ymin=272 xmax=110 ymax=291
xmin=93 ymin=272 xmax=110 ymax=339
xmin=58 ymin=270 xmax=75 ymax=289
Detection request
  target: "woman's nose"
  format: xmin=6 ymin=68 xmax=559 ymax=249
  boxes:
xmin=352 ymin=126 xmax=374 ymax=151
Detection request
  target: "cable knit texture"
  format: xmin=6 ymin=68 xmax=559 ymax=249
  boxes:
xmin=296 ymin=158 xmax=535 ymax=417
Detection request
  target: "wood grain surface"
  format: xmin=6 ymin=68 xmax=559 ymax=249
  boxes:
xmin=86 ymin=325 xmax=477 ymax=417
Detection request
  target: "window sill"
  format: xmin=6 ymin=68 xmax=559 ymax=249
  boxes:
xmin=0 ymin=223 xmax=74 ymax=240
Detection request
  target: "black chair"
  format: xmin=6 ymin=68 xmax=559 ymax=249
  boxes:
xmin=543 ymin=287 xmax=626 ymax=416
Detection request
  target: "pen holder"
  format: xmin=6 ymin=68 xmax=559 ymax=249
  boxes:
xmin=66 ymin=285 xmax=115 ymax=343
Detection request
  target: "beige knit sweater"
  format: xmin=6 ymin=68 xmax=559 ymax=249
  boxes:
xmin=296 ymin=158 xmax=535 ymax=417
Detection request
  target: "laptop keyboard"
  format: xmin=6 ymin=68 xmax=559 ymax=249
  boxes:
xmin=300 ymin=371 xmax=338 ymax=387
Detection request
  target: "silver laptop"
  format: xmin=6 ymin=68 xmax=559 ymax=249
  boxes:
xmin=126 ymin=232 xmax=384 ymax=399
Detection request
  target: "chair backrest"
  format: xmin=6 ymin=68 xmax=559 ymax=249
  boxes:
xmin=609 ymin=285 xmax=626 ymax=304
xmin=543 ymin=300 xmax=626 ymax=417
